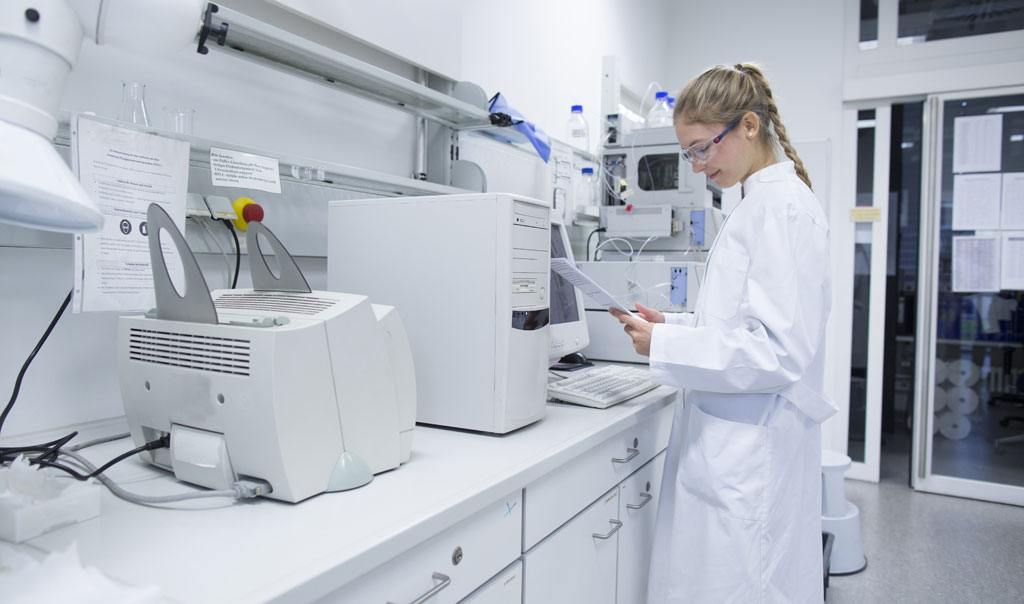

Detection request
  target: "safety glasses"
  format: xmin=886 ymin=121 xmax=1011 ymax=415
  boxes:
xmin=680 ymin=117 xmax=741 ymax=165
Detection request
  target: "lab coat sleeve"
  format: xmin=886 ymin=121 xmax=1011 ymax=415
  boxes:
xmin=650 ymin=202 xmax=829 ymax=394
xmin=663 ymin=312 xmax=696 ymax=327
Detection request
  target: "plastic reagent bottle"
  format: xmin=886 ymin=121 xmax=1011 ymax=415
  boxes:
xmin=645 ymin=92 xmax=673 ymax=128
xmin=566 ymin=105 xmax=590 ymax=152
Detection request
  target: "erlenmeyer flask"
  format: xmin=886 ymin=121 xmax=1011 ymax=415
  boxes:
xmin=119 ymin=81 xmax=150 ymax=126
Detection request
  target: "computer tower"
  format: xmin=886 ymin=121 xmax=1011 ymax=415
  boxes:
xmin=328 ymin=193 xmax=550 ymax=433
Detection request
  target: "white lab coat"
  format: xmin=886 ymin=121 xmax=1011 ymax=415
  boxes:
xmin=645 ymin=161 xmax=837 ymax=604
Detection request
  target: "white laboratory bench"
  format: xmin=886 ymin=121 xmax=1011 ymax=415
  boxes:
xmin=19 ymin=386 xmax=676 ymax=603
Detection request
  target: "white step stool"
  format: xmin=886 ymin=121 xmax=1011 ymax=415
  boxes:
xmin=821 ymin=450 xmax=866 ymax=574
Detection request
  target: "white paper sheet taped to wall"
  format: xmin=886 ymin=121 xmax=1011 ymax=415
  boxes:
xmin=1001 ymin=173 xmax=1024 ymax=229
xmin=952 ymin=114 xmax=1002 ymax=174
xmin=952 ymin=235 xmax=1000 ymax=293
xmin=1001 ymin=232 xmax=1024 ymax=290
xmin=72 ymin=115 xmax=190 ymax=313
xmin=952 ymin=173 xmax=1001 ymax=231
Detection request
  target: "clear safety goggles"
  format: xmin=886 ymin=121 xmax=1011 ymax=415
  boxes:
xmin=680 ymin=117 xmax=741 ymax=165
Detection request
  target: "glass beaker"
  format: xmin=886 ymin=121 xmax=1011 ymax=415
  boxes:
xmin=119 ymin=81 xmax=150 ymax=126
xmin=163 ymin=106 xmax=195 ymax=135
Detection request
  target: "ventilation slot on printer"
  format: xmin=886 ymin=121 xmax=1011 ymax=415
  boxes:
xmin=128 ymin=328 xmax=251 ymax=376
xmin=214 ymin=292 xmax=337 ymax=315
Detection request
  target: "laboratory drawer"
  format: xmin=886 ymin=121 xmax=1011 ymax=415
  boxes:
xmin=522 ymin=404 xmax=672 ymax=550
xmin=459 ymin=560 xmax=522 ymax=604
xmin=617 ymin=451 xmax=667 ymax=604
xmin=326 ymin=490 xmax=522 ymax=604
xmin=522 ymin=486 xmax=620 ymax=604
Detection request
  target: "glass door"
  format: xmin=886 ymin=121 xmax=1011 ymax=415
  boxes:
xmin=913 ymin=87 xmax=1024 ymax=505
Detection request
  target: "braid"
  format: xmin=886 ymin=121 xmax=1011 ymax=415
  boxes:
xmin=736 ymin=64 xmax=812 ymax=190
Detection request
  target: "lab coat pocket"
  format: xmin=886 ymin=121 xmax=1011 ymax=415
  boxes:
xmin=702 ymin=247 xmax=749 ymax=321
xmin=679 ymin=402 xmax=768 ymax=521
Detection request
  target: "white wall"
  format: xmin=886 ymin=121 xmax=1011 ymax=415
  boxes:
xmin=461 ymin=0 xmax=672 ymax=152
xmin=664 ymin=0 xmax=848 ymax=451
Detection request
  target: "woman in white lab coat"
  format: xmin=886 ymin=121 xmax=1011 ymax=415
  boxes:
xmin=611 ymin=63 xmax=838 ymax=604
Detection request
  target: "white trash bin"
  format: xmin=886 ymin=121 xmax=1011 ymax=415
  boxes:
xmin=821 ymin=449 xmax=867 ymax=574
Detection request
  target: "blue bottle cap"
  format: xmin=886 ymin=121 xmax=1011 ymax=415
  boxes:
xmin=582 ymin=167 xmax=594 ymax=174
xmin=571 ymin=105 xmax=583 ymax=112
xmin=655 ymin=91 xmax=668 ymax=99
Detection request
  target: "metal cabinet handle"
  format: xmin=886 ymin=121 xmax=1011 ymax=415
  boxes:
xmin=626 ymin=492 xmax=653 ymax=510
xmin=592 ymin=519 xmax=623 ymax=539
xmin=612 ymin=447 xmax=639 ymax=463
xmin=387 ymin=572 xmax=451 ymax=604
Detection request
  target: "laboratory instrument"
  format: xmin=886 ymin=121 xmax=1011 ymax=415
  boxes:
xmin=578 ymin=260 xmax=703 ymax=363
xmin=600 ymin=127 xmax=725 ymax=255
xmin=547 ymin=365 xmax=656 ymax=408
xmin=548 ymin=215 xmax=590 ymax=362
xmin=0 ymin=0 xmax=203 ymax=232
xmin=119 ymin=204 xmax=416 ymax=503
xmin=328 ymin=193 xmax=551 ymax=434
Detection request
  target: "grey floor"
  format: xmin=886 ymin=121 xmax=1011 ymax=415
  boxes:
xmin=826 ymin=432 xmax=1024 ymax=604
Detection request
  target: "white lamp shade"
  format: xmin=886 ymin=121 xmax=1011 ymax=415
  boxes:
xmin=0 ymin=120 xmax=103 ymax=233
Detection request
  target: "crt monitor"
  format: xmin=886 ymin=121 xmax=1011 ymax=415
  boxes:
xmin=549 ymin=217 xmax=589 ymax=362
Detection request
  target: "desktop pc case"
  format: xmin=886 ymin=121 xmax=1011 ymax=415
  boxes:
xmin=328 ymin=193 xmax=551 ymax=434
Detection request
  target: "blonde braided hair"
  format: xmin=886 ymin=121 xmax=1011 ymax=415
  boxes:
xmin=672 ymin=63 xmax=812 ymax=189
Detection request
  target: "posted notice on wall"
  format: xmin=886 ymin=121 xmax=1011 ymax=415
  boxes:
xmin=951 ymin=235 xmax=1000 ymax=293
xmin=1002 ymin=172 xmax=1024 ymax=229
xmin=951 ymin=173 xmax=1001 ymax=230
xmin=1001 ymin=232 xmax=1024 ymax=291
xmin=72 ymin=115 xmax=190 ymax=313
xmin=210 ymin=147 xmax=281 ymax=193
xmin=952 ymin=114 xmax=1002 ymax=174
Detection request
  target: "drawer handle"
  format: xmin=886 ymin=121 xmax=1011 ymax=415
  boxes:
xmin=612 ymin=447 xmax=639 ymax=463
xmin=626 ymin=492 xmax=653 ymax=510
xmin=387 ymin=572 xmax=451 ymax=604
xmin=592 ymin=519 xmax=623 ymax=539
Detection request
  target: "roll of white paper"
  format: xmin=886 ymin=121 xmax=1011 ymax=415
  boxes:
xmin=948 ymin=387 xmax=980 ymax=415
xmin=934 ymin=359 xmax=949 ymax=385
xmin=951 ymin=359 xmax=980 ymax=387
xmin=937 ymin=411 xmax=971 ymax=440
xmin=933 ymin=386 xmax=949 ymax=412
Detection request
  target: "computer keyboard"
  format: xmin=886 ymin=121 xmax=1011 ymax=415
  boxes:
xmin=547 ymin=365 xmax=657 ymax=409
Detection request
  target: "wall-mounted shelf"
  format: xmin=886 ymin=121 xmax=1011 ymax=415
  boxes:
xmin=55 ymin=115 xmax=464 ymax=199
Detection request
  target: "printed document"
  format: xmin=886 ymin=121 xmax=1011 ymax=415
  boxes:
xmin=952 ymin=235 xmax=1000 ymax=293
xmin=952 ymin=173 xmax=1001 ymax=230
xmin=72 ymin=115 xmax=190 ymax=312
xmin=551 ymin=258 xmax=634 ymax=315
xmin=952 ymin=114 xmax=1002 ymax=174
xmin=1002 ymin=173 xmax=1024 ymax=229
xmin=1001 ymin=232 xmax=1024 ymax=291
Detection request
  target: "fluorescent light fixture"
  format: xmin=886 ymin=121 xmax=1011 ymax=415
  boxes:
xmin=987 ymin=106 xmax=1024 ymax=114
xmin=0 ymin=120 xmax=103 ymax=232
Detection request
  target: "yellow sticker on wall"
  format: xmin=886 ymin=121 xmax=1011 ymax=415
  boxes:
xmin=849 ymin=207 xmax=882 ymax=222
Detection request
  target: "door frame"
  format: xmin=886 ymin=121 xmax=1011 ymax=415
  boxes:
xmin=836 ymin=102 xmax=892 ymax=482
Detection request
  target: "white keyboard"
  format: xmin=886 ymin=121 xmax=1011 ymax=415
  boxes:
xmin=547 ymin=365 xmax=657 ymax=409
